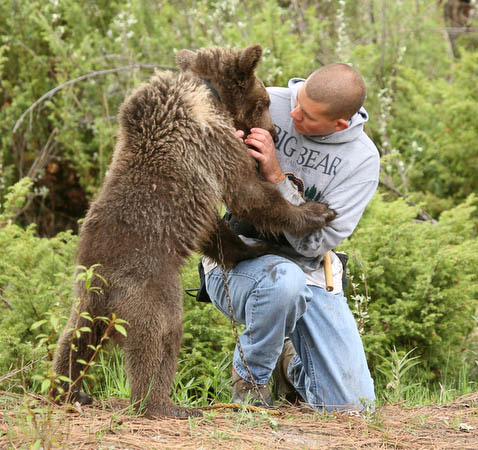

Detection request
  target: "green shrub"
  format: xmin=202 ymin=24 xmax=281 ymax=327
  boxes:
xmin=180 ymin=255 xmax=237 ymax=381
xmin=380 ymin=51 xmax=478 ymax=212
xmin=0 ymin=180 xmax=77 ymax=384
xmin=1 ymin=0 xmax=458 ymax=202
xmin=340 ymin=193 xmax=478 ymax=380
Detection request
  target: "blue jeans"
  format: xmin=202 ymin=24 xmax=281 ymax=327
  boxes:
xmin=205 ymin=254 xmax=375 ymax=411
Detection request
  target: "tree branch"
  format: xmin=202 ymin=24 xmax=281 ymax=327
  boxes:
xmin=379 ymin=176 xmax=437 ymax=224
xmin=13 ymin=63 xmax=177 ymax=134
xmin=26 ymin=128 xmax=58 ymax=180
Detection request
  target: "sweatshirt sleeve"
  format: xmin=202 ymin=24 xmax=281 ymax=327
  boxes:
xmin=276 ymin=157 xmax=379 ymax=259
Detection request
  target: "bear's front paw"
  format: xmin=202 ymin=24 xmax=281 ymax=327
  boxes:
xmin=300 ymin=201 xmax=337 ymax=231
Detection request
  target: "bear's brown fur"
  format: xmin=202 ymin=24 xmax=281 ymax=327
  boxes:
xmin=53 ymin=45 xmax=336 ymax=418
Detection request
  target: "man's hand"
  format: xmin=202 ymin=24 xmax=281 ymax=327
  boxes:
xmin=242 ymin=128 xmax=286 ymax=184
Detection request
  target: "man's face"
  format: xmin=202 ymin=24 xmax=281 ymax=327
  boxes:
xmin=290 ymin=86 xmax=342 ymax=136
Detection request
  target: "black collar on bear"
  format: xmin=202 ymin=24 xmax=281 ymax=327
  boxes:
xmin=201 ymin=79 xmax=221 ymax=103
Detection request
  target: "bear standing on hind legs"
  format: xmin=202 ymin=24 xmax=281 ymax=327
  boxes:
xmin=52 ymin=45 xmax=336 ymax=418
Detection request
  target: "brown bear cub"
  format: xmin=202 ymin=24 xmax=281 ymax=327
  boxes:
xmin=53 ymin=45 xmax=336 ymax=418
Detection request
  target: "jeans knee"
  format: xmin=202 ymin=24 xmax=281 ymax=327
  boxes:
xmin=266 ymin=262 xmax=308 ymax=312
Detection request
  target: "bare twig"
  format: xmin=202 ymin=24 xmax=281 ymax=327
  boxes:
xmin=290 ymin=0 xmax=308 ymax=41
xmin=352 ymin=254 xmax=369 ymax=303
xmin=12 ymin=63 xmax=177 ymax=134
xmin=379 ymin=176 xmax=437 ymax=224
xmin=201 ymin=402 xmax=282 ymax=415
xmin=0 ymin=295 xmax=13 ymax=310
xmin=12 ymin=133 xmax=27 ymax=179
xmin=379 ymin=173 xmax=404 ymax=198
xmin=0 ymin=358 xmax=45 ymax=385
xmin=25 ymin=128 xmax=58 ymax=180
xmin=0 ymin=286 xmax=13 ymax=311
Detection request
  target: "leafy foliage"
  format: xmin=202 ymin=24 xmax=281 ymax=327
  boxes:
xmin=340 ymin=193 xmax=478 ymax=378
xmin=390 ymin=51 xmax=478 ymax=207
xmin=180 ymin=255 xmax=237 ymax=382
xmin=0 ymin=180 xmax=77 ymax=382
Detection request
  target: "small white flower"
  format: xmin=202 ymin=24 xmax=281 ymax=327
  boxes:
xmin=127 ymin=15 xmax=137 ymax=27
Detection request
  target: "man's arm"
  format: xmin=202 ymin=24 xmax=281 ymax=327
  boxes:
xmin=277 ymin=173 xmax=379 ymax=258
xmin=243 ymin=127 xmax=379 ymax=260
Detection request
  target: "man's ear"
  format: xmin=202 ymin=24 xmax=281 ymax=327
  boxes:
xmin=335 ymin=118 xmax=349 ymax=132
xmin=238 ymin=44 xmax=263 ymax=77
xmin=176 ymin=49 xmax=196 ymax=71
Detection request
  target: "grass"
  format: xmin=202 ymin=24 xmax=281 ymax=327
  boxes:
xmin=374 ymin=358 xmax=477 ymax=407
xmin=85 ymin=347 xmax=130 ymax=399
xmin=1 ymin=349 xmax=477 ymax=449
xmin=81 ymin=347 xmax=235 ymax=409
xmin=4 ymin=389 xmax=478 ymax=449
xmin=65 ymin=340 xmax=478 ymax=411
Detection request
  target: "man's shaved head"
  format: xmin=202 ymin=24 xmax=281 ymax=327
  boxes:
xmin=305 ymin=64 xmax=366 ymax=120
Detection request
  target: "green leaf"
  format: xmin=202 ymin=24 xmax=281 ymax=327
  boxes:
xmin=30 ymin=320 xmax=47 ymax=330
xmin=114 ymin=318 xmax=129 ymax=325
xmin=114 ymin=324 xmax=127 ymax=337
xmin=57 ymin=375 xmax=72 ymax=383
xmin=79 ymin=312 xmax=94 ymax=322
xmin=41 ymin=379 xmax=51 ymax=393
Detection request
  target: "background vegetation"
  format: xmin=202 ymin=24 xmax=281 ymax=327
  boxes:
xmin=1 ymin=0 xmax=477 ymax=407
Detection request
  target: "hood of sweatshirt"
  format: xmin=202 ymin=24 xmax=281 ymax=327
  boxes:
xmin=287 ymin=78 xmax=369 ymax=145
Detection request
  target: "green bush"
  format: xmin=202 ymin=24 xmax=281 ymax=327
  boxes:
xmin=340 ymin=193 xmax=478 ymax=379
xmin=387 ymin=51 xmax=478 ymax=209
xmin=0 ymin=180 xmax=77 ymax=384
xmin=2 ymin=0 xmax=463 ymax=202
xmin=1 ymin=0 xmax=322 ymax=197
xmin=180 ymin=255 xmax=237 ymax=381
xmin=1 ymin=178 xmax=477 ymax=398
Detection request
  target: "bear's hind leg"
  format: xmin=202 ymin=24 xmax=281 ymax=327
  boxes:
xmin=120 ymin=280 xmax=202 ymax=418
xmin=200 ymin=214 xmax=274 ymax=268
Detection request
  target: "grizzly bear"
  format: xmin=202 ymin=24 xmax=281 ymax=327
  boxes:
xmin=53 ymin=45 xmax=336 ymax=418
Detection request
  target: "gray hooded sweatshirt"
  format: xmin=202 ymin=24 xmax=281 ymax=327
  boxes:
xmin=205 ymin=78 xmax=380 ymax=292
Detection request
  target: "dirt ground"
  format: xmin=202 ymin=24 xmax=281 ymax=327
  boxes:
xmin=1 ymin=392 xmax=478 ymax=449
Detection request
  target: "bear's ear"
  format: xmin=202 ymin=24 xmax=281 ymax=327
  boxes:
xmin=176 ymin=49 xmax=197 ymax=71
xmin=238 ymin=44 xmax=263 ymax=76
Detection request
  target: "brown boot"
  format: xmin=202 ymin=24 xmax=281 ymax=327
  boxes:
xmin=231 ymin=368 xmax=273 ymax=407
xmin=273 ymin=338 xmax=302 ymax=403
